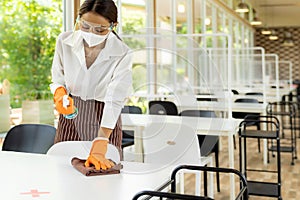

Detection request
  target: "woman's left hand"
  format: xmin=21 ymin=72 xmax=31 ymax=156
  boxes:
xmin=85 ymin=137 xmax=115 ymax=170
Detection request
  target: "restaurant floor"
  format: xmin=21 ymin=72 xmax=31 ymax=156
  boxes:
xmin=184 ymin=135 xmax=300 ymax=200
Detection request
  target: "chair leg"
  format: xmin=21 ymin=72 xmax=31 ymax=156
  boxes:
xmin=204 ymin=167 xmax=208 ymax=196
xmin=257 ymin=124 xmax=261 ymax=153
xmin=215 ymin=150 xmax=220 ymax=192
xmin=233 ymin=135 xmax=236 ymax=149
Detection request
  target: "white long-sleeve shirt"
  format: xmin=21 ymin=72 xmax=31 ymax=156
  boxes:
xmin=50 ymin=30 xmax=132 ymax=129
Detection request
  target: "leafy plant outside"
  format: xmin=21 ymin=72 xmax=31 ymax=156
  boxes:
xmin=0 ymin=0 xmax=62 ymax=108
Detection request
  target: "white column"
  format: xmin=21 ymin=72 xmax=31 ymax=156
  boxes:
xmin=63 ymin=0 xmax=74 ymax=32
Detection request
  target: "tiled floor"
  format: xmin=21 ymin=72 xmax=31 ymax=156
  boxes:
xmin=184 ymin=135 xmax=300 ymax=199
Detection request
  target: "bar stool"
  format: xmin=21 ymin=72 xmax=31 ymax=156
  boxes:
xmin=132 ymin=165 xmax=249 ymax=200
xmin=266 ymin=101 xmax=297 ymax=165
xmin=239 ymin=115 xmax=282 ymax=199
xmin=282 ymin=93 xmax=300 ymax=139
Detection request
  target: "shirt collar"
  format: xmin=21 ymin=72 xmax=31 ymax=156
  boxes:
xmin=63 ymin=31 xmax=128 ymax=57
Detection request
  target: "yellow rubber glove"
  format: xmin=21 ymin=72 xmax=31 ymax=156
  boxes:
xmin=85 ymin=137 xmax=115 ymax=170
xmin=54 ymin=87 xmax=74 ymax=115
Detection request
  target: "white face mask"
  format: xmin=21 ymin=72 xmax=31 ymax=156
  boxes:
xmin=80 ymin=30 xmax=109 ymax=47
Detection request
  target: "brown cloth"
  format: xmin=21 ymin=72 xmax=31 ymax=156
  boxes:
xmin=71 ymin=157 xmax=123 ymax=176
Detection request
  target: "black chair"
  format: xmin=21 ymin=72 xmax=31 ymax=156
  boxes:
xmin=239 ymin=115 xmax=281 ymax=199
xmin=245 ymin=92 xmax=263 ymax=104
xmin=233 ymin=98 xmax=261 ymax=152
xmin=2 ymin=124 xmax=56 ymax=154
xmin=132 ymin=165 xmax=248 ymax=200
xmin=179 ymin=110 xmax=220 ymax=193
xmin=196 ymin=93 xmax=218 ymax=102
xmin=245 ymin=92 xmax=263 ymax=96
xmin=232 ymin=89 xmax=239 ymax=95
xmin=196 ymin=97 xmax=218 ymax=102
xmin=121 ymin=105 xmax=142 ymax=114
xmin=271 ymin=85 xmax=284 ymax=89
xmin=121 ymin=105 xmax=142 ymax=148
xmin=148 ymin=100 xmax=178 ymax=115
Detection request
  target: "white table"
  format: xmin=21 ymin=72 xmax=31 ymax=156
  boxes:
xmin=177 ymin=101 xmax=266 ymax=114
xmin=178 ymin=102 xmax=275 ymax=165
xmin=0 ymin=151 xmax=173 ymax=200
xmin=234 ymin=86 xmax=295 ymax=98
xmin=121 ymin=113 xmax=241 ymax=200
xmin=196 ymin=94 xmax=279 ymax=103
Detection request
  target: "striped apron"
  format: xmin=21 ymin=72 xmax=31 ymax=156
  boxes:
xmin=54 ymin=96 xmax=123 ymax=158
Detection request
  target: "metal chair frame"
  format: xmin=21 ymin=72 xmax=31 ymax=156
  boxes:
xmin=239 ymin=115 xmax=282 ymax=199
xmin=132 ymin=165 xmax=248 ymax=200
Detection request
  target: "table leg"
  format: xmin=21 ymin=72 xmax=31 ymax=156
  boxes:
xmin=134 ymin=126 xmax=144 ymax=162
xmin=208 ymin=157 xmax=214 ymax=198
xmin=262 ymin=111 xmax=268 ymax=165
xmin=263 ymin=139 xmax=268 ymax=164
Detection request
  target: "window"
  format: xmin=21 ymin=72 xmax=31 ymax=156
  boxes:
xmin=0 ymin=0 xmax=63 ymax=108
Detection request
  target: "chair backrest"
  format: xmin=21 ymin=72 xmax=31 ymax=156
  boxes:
xmin=245 ymin=92 xmax=263 ymax=96
xmin=142 ymin=122 xmax=201 ymax=166
xmin=179 ymin=110 xmax=219 ymax=157
xmin=196 ymin=97 xmax=218 ymax=102
xmin=281 ymin=93 xmax=294 ymax=102
xmin=231 ymin=89 xmax=239 ymax=95
xmin=234 ymin=98 xmax=259 ymax=103
xmin=233 ymin=99 xmax=260 ymax=128
xmin=47 ymin=141 xmax=120 ymax=163
xmin=121 ymin=105 xmax=142 ymax=139
xmin=2 ymin=124 xmax=56 ymax=154
xmin=121 ymin=105 xmax=142 ymax=114
xmin=148 ymin=101 xmax=178 ymax=115
xmin=266 ymin=101 xmax=296 ymax=117
xmin=179 ymin=110 xmax=217 ymax=118
xmin=271 ymin=85 xmax=283 ymax=89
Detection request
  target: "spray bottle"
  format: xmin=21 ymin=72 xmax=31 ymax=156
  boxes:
xmin=62 ymin=95 xmax=78 ymax=119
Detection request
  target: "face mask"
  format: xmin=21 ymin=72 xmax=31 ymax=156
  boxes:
xmin=80 ymin=30 xmax=109 ymax=47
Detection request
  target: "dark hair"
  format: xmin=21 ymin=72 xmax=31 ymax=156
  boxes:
xmin=79 ymin=0 xmax=121 ymax=40
xmin=79 ymin=0 xmax=117 ymax=23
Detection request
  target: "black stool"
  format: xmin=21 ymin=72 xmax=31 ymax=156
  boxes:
xmin=266 ymin=101 xmax=297 ymax=165
xmin=239 ymin=115 xmax=282 ymax=200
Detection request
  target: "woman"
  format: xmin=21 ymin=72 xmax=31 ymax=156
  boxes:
xmin=50 ymin=0 xmax=132 ymax=170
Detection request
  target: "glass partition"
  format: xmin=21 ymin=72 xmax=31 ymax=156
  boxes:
xmin=278 ymin=61 xmax=293 ymax=90
xmin=265 ymin=54 xmax=280 ymax=100
xmin=121 ymin=29 xmax=233 ymax=115
xmin=206 ymin=47 xmax=269 ymax=104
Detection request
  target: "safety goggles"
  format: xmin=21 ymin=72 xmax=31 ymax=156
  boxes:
xmin=79 ymin=19 xmax=111 ymax=35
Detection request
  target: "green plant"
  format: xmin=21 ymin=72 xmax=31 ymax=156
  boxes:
xmin=0 ymin=0 xmax=62 ymax=107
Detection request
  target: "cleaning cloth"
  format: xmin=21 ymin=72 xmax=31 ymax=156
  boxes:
xmin=71 ymin=157 xmax=123 ymax=176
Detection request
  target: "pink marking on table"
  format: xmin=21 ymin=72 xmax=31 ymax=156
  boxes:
xmin=20 ymin=189 xmax=50 ymax=197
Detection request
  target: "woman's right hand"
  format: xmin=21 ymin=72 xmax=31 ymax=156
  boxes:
xmin=54 ymin=87 xmax=74 ymax=115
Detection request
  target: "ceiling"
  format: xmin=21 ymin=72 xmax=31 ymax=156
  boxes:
xmin=249 ymin=0 xmax=300 ymax=27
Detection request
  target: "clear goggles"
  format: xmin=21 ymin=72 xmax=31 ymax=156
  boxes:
xmin=79 ymin=19 xmax=112 ymax=35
